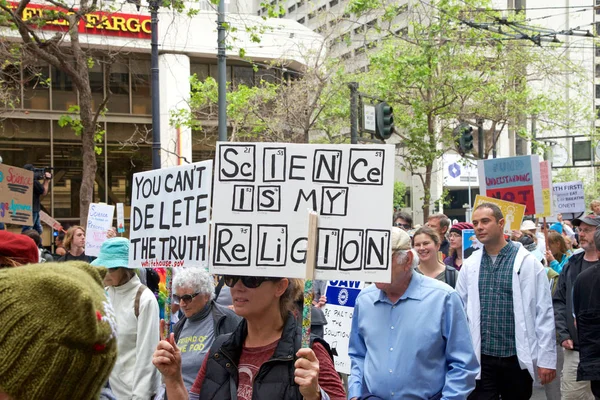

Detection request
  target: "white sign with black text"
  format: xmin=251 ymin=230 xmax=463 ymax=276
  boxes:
xmin=210 ymin=143 xmax=395 ymax=281
xmin=553 ymin=181 xmax=586 ymax=214
xmin=128 ymin=161 xmax=212 ymax=269
xmin=85 ymin=203 xmax=115 ymax=257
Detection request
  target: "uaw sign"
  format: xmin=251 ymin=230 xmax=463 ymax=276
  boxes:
xmin=8 ymin=2 xmax=151 ymax=39
xmin=323 ymin=280 xmax=364 ymax=374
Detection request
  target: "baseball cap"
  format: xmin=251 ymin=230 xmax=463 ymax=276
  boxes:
xmin=572 ymin=215 xmax=600 ymax=227
xmin=391 ymin=227 xmax=412 ymax=251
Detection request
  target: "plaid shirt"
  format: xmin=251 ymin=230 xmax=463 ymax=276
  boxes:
xmin=479 ymin=241 xmax=519 ymax=357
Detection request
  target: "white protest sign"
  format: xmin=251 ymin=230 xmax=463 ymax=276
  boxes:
xmin=85 ymin=203 xmax=115 ymax=257
xmin=553 ymin=181 xmax=586 ymax=214
xmin=323 ymin=280 xmax=364 ymax=374
xmin=116 ymin=202 xmax=125 ymax=233
xmin=210 ymin=143 xmax=395 ymax=281
xmin=129 ymin=161 xmax=212 ymax=269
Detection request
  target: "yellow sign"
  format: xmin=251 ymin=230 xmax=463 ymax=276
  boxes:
xmin=473 ymin=195 xmax=526 ymax=233
xmin=535 ymin=161 xmax=553 ymax=218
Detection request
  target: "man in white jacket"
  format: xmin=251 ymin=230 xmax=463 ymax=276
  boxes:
xmin=456 ymin=202 xmax=556 ymax=399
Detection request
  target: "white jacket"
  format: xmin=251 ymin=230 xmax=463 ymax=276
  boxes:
xmin=456 ymin=243 xmax=556 ymax=380
xmin=107 ymin=275 xmax=160 ymax=400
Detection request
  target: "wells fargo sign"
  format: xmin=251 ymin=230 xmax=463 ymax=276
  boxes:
xmin=8 ymin=2 xmax=151 ymax=39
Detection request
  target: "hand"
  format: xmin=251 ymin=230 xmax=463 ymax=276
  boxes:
xmin=538 ymin=367 xmax=556 ymax=385
xmin=512 ymin=230 xmax=523 ymax=239
xmin=545 ymin=250 xmax=555 ymax=262
xmin=152 ymin=331 xmax=182 ymax=382
xmin=295 ymin=348 xmax=321 ymax=400
xmin=44 ymin=172 xmax=52 ymax=180
xmin=316 ymin=295 xmax=327 ymax=308
xmin=561 ymin=339 xmax=574 ymax=350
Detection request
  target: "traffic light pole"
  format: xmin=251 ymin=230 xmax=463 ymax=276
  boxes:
xmin=217 ymin=0 xmax=227 ymax=142
xmin=150 ymin=0 xmax=161 ymax=170
xmin=477 ymin=118 xmax=484 ymax=159
xmin=349 ymin=82 xmax=359 ymax=144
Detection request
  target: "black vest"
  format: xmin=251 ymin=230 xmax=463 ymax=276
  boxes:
xmin=199 ymin=314 xmax=329 ymax=400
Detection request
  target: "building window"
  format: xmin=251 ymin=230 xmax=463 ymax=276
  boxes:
xmin=233 ymin=66 xmax=254 ymax=87
xmin=297 ymin=0 xmax=305 ymax=7
xmin=354 ymin=25 xmax=365 ymax=35
xmin=108 ymin=60 xmax=130 ymax=114
xmin=23 ymin=63 xmax=50 ymax=110
xmin=130 ymin=59 xmax=151 ymax=115
xmin=297 ymin=17 xmax=305 ymax=23
xmin=596 ymin=105 xmax=600 ymax=118
xmin=341 ymin=52 xmax=352 ymax=60
xmin=308 ymin=11 xmax=315 ymax=19
xmin=329 ymin=0 xmax=338 ymax=7
xmin=288 ymin=4 xmax=296 ymax=12
xmin=596 ymin=84 xmax=600 ymax=99
xmin=366 ymin=18 xmax=377 ymax=28
xmin=317 ymin=5 xmax=325 ymax=12
xmin=51 ymin=64 xmax=77 ymax=111
xmin=89 ymin=58 xmax=104 ymax=111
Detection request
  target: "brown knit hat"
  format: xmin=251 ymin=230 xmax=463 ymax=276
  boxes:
xmin=0 ymin=261 xmax=118 ymax=400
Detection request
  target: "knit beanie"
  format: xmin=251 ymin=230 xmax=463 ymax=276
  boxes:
xmin=549 ymin=223 xmax=563 ymax=234
xmin=0 ymin=231 xmax=39 ymax=266
xmin=450 ymin=222 xmax=474 ymax=235
xmin=0 ymin=261 xmax=118 ymax=400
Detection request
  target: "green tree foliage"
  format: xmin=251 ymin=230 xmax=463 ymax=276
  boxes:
xmin=393 ymin=181 xmax=406 ymax=209
xmin=347 ymin=0 xmax=592 ymax=218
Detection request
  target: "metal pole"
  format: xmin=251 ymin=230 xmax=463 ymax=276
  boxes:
xmin=531 ymin=114 xmax=537 ymax=154
xmin=150 ymin=0 xmax=161 ymax=169
xmin=477 ymin=118 xmax=484 ymax=159
xmin=349 ymin=82 xmax=358 ymax=144
xmin=217 ymin=0 xmax=227 ymax=141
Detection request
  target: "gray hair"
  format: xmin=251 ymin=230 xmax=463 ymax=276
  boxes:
xmin=173 ymin=268 xmax=215 ymax=299
xmin=393 ymin=249 xmax=416 ymax=268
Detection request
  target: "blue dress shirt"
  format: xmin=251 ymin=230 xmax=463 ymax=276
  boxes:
xmin=348 ymin=271 xmax=479 ymax=400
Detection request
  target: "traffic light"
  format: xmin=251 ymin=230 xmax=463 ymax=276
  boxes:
xmin=375 ymin=102 xmax=394 ymax=140
xmin=456 ymin=123 xmax=474 ymax=154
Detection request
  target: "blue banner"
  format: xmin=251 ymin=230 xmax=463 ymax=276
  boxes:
xmin=326 ymin=281 xmax=362 ymax=307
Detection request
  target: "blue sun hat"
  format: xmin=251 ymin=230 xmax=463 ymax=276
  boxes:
xmin=91 ymin=237 xmax=132 ymax=269
xmin=549 ymin=223 xmax=563 ymax=234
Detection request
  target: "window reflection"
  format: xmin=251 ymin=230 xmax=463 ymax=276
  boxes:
xmin=109 ymin=60 xmax=130 ymax=113
xmin=23 ymin=64 xmax=50 ymax=110
xmin=89 ymin=59 xmax=104 ymax=111
xmin=131 ymin=59 xmax=151 ymax=114
xmin=51 ymin=65 xmax=77 ymax=110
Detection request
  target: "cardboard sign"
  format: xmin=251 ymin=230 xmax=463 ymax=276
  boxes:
xmin=535 ymin=161 xmax=553 ymax=218
xmin=116 ymin=202 xmax=125 ymax=233
xmin=553 ymin=181 xmax=585 ymax=214
xmin=473 ymin=195 xmax=526 ymax=233
xmin=323 ymin=280 xmax=364 ymax=374
xmin=39 ymin=210 xmax=62 ymax=230
xmin=129 ymin=161 xmax=212 ymax=268
xmin=462 ymin=229 xmax=482 ymax=260
xmin=210 ymin=143 xmax=395 ymax=281
xmin=85 ymin=203 xmax=115 ymax=257
xmin=0 ymin=164 xmax=34 ymax=226
xmin=477 ymin=155 xmax=543 ymax=215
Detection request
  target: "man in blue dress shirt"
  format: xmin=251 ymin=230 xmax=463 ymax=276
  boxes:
xmin=348 ymin=227 xmax=479 ymax=400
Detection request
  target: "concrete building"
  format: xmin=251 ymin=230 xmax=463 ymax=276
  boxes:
xmin=0 ymin=0 xmax=321 ymax=231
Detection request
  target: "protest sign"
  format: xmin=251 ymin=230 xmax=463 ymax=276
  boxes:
xmin=462 ymin=229 xmax=482 ymax=260
xmin=0 ymin=164 xmax=33 ymax=225
xmin=535 ymin=161 xmax=553 ymax=218
xmin=477 ymin=155 xmax=543 ymax=215
xmin=473 ymin=195 xmax=526 ymax=233
xmin=85 ymin=203 xmax=115 ymax=257
xmin=323 ymin=280 xmax=364 ymax=374
xmin=553 ymin=181 xmax=585 ymax=214
xmin=129 ymin=161 xmax=212 ymax=269
xmin=210 ymin=143 xmax=395 ymax=281
xmin=116 ymin=202 xmax=125 ymax=233
xmin=39 ymin=210 xmax=62 ymax=231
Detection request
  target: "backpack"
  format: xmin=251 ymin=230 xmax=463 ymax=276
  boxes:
xmin=444 ymin=266 xmax=458 ymax=289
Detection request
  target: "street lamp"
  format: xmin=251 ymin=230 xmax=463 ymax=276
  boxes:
xmin=149 ymin=0 xmax=161 ymax=169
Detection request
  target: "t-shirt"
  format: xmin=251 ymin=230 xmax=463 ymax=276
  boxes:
xmin=190 ymin=340 xmax=346 ymax=400
xmin=415 ymin=266 xmax=446 ymax=283
xmin=177 ymin=312 xmax=215 ymax=391
xmin=582 ymin=259 xmax=597 ymax=273
xmin=57 ymin=252 xmax=93 ymax=263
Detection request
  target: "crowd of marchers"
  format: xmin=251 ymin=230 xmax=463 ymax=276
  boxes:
xmin=1 ymin=199 xmax=600 ymax=400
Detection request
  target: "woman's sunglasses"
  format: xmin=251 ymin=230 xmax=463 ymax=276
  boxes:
xmin=223 ymin=275 xmax=280 ymax=289
xmin=173 ymin=292 xmax=201 ymax=303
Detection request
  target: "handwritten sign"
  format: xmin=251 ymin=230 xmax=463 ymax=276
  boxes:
xmin=85 ymin=203 xmax=115 ymax=257
xmin=473 ymin=195 xmax=526 ymax=233
xmin=39 ymin=210 xmax=62 ymax=231
xmin=553 ymin=181 xmax=585 ymax=214
xmin=116 ymin=202 xmax=125 ymax=233
xmin=477 ymin=155 xmax=543 ymax=215
xmin=535 ymin=161 xmax=553 ymax=218
xmin=128 ymin=161 xmax=212 ymax=269
xmin=210 ymin=143 xmax=395 ymax=282
xmin=0 ymin=164 xmax=33 ymax=225
xmin=323 ymin=280 xmax=364 ymax=374
xmin=462 ymin=229 xmax=482 ymax=260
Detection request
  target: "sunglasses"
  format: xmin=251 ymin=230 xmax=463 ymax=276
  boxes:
xmin=395 ymin=223 xmax=411 ymax=229
xmin=223 ymin=275 xmax=280 ymax=289
xmin=173 ymin=292 xmax=202 ymax=303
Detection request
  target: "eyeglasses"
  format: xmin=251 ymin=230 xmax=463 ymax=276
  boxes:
xmin=173 ymin=292 xmax=202 ymax=303
xmin=395 ymin=223 xmax=411 ymax=229
xmin=579 ymin=227 xmax=598 ymax=234
xmin=449 ymin=233 xmax=461 ymax=239
xmin=224 ymin=275 xmax=280 ymax=289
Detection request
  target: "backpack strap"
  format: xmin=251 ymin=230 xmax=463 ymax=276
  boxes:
xmin=134 ymin=285 xmax=147 ymax=318
xmin=214 ymin=276 xmax=225 ymax=301
xmin=445 ymin=267 xmax=457 ymax=289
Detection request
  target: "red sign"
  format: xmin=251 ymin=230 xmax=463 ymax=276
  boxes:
xmin=8 ymin=2 xmax=151 ymax=39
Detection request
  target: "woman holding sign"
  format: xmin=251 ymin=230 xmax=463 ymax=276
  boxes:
xmin=153 ymin=276 xmax=345 ymax=400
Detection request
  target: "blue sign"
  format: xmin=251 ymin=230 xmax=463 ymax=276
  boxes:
xmin=448 ymin=163 xmax=461 ymax=178
xmin=326 ymin=281 xmax=362 ymax=307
